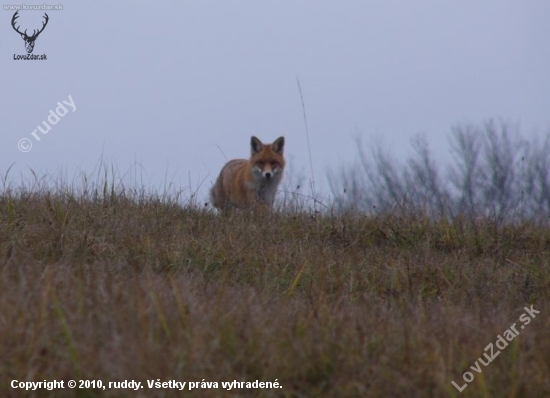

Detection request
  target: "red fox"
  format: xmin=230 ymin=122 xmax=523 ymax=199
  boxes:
xmin=210 ymin=136 xmax=285 ymax=210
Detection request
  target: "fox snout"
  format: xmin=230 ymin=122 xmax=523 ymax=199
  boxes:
xmin=261 ymin=165 xmax=275 ymax=180
xmin=254 ymin=162 xmax=281 ymax=180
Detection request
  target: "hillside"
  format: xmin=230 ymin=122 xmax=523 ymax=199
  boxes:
xmin=1 ymin=185 xmax=549 ymax=397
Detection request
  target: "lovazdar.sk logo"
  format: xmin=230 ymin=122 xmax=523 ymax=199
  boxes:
xmin=11 ymin=10 xmax=49 ymax=60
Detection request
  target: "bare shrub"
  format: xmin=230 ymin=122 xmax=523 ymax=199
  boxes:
xmin=330 ymin=121 xmax=550 ymax=225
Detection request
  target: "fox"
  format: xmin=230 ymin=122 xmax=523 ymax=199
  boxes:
xmin=210 ymin=136 xmax=285 ymax=210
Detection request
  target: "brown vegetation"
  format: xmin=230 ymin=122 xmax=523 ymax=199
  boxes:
xmin=0 ymin=179 xmax=549 ymax=397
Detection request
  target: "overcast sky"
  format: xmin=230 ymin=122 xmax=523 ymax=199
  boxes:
xmin=2 ymin=1 xmax=549 ymax=203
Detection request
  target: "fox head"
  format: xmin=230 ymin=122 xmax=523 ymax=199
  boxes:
xmin=250 ymin=136 xmax=285 ymax=181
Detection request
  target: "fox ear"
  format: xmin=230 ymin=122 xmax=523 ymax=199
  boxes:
xmin=251 ymin=136 xmax=263 ymax=154
xmin=272 ymin=136 xmax=285 ymax=154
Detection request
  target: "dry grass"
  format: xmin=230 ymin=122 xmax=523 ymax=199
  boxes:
xmin=0 ymin=177 xmax=549 ymax=397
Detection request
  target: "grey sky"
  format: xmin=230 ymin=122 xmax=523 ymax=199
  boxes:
xmin=2 ymin=1 xmax=549 ymax=203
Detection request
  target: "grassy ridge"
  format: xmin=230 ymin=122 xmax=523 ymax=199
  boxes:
xmin=0 ymin=186 xmax=549 ymax=397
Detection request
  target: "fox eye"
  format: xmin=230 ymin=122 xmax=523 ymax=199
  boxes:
xmin=270 ymin=160 xmax=278 ymax=167
xmin=256 ymin=161 xmax=265 ymax=167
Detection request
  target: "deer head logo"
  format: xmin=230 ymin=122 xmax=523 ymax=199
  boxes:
xmin=11 ymin=11 xmax=49 ymax=54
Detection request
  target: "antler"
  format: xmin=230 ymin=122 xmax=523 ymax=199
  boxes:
xmin=11 ymin=11 xmax=49 ymax=39
xmin=30 ymin=13 xmax=49 ymax=39
xmin=11 ymin=10 xmax=25 ymax=36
